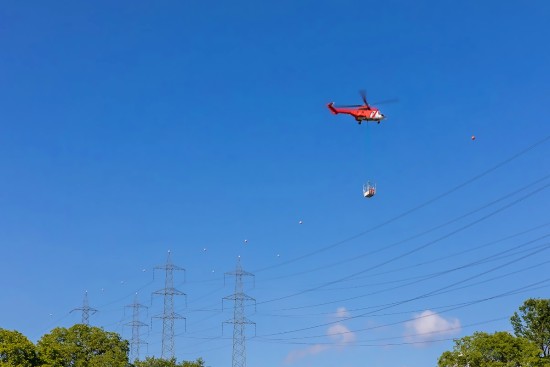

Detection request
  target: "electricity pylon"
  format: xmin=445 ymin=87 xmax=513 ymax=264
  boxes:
xmin=125 ymin=293 xmax=148 ymax=361
xmin=71 ymin=291 xmax=97 ymax=325
xmin=223 ymin=257 xmax=256 ymax=367
xmin=153 ymin=250 xmax=186 ymax=359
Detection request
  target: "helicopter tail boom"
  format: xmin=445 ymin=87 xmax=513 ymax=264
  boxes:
xmin=327 ymin=102 xmax=338 ymax=114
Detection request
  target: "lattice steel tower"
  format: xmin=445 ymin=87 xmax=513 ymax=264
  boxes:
xmin=153 ymin=250 xmax=186 ymax=359
xmin=125 ymin=293 xmax=149 ymax=362
xmin=71 ymin=291 xmax=97 ymax=325
xmin=223 ymin=257 xmax=256 ymax=367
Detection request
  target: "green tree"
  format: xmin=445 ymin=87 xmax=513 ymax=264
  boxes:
xmin=438 ymin=331 xmax=544 ymax=367
xmin=36 ymin=324 xmax=129 ymax=367
xmin=133 ymin=357 xmax=205 ymax=367
xmin=511 ymin=298 xmax=550 ymax=358
xmin=180 ymin=358 xmax=205 ymax=367
xmin=0 ymin=328 xmax=38 ymax=367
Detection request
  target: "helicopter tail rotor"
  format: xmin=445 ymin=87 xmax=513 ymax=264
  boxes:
xmin=327 ymin=102 xmax=338 ymax=114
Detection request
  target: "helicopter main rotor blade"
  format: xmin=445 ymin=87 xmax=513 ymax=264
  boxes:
xmin=359 ymin=89 xmax=369 ymax=107
xmin=371 ymin=98 xmax=399 ymax=105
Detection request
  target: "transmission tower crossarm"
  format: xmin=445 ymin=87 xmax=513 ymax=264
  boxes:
xmin=153 ymin=287 xmax=186 ymax=296
xmin=223 ymin=293 xmax=256 ymax=302
xmin=224 ymin=316 xmax=256 ymax=325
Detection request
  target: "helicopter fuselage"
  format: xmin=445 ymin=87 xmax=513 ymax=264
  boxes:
xmin=327 ymin=102 xmax=385 ymax=124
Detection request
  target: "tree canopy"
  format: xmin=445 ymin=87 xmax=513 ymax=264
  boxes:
xmin=133 ymin=356 xmax=205 ymax=367
xmin=36 ymin=324 xmax=129 ymax=367
xmin=0 ymin=329 xmax=38 ymax=367
xmin=511 ymin=298 xmax=550 ymax=358
xmin=438 ymin=331 xmax=544 ymax=367
xmin=0 ymin=324 xmax=207 ymax=367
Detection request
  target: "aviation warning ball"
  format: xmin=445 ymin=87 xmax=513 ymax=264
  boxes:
xmin=471 ymin=135 xmax=476 ymax=141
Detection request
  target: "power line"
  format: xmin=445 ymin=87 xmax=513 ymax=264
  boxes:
xmin=262 ymin=175 xmax=550 ymax=283
xmin=258 ymin=278 xmax=549 ymax=319
xmin=329 ymin=221 xmax=550 ymax=288
xmin=258 ymin=182 xmax=549 ymax=306
xmin=263 ymin=236 xmax=550 ymax=316
xmin=59 ymin=136 xmax=548 ymax=327
xmin=256 ymin=316 xmax=508 ymax=345
xmin=283 ymin=236 xmax=550 ymax=310
xmin=257 ymin=277 xmax=550 ymax=341
xmin=257 ymin=245 xmax=550 ymax=338
xmin=253 ymin=134 xmax=550 ymax=274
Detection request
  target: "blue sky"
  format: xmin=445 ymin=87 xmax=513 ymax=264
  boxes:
xmin=1 ymin=1 xmax=549 ymax=367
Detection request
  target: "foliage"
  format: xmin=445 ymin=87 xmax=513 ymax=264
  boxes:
xmin=133 ymin=356 xmax=205 ymax=367
xmin=0 ymin=328 xmax=38 ymax=367
xmin=36 ymin=324 xmax=129 ymax=367
xmin=0 ymin=325 xmax=207 ymax=367
xmin=511 ymin=298 xmax=550 ymax=358
xmin=437 ymin=331 xmax=544 ymax=367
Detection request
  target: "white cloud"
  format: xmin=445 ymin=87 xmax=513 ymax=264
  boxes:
xmin=284 ymin=307 xmax=356 ymax=364
xmin=335 ymin=307 xmax=350 ymax=319
xmin=404 ymin=310 xmax=461 ymax=346
xmin=328 ymin=323 xmax=356 ymax=345
xmin=284 ymin=344 xmax=329 ymax=363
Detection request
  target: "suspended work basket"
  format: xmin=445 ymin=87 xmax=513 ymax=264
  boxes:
xmin=363 ymin=181 xmax=376 ymax=198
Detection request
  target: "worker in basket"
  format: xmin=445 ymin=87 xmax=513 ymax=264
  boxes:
xmin=363 ymin=181 xmax=376 ymax=198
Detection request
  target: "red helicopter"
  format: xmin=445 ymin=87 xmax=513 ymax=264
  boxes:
xmin=327 ymin=90 xmax=390 ymax=124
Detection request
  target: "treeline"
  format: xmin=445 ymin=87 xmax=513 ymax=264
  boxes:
xmin=0 ymin=323 xmax=204 ymax=367
xmin=438 ymin=298 xmax=550 ymax=367
xmin=2 ymin=298 xmax=549 ymax=367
